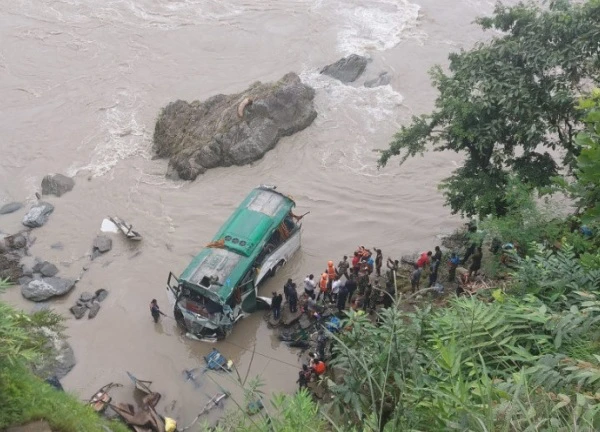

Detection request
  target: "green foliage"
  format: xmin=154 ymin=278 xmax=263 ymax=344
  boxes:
xmin=378 ymin=0 xmax=600 ymax=217
xmin=0 ymin=364 xmax=129 ymax=432
xmin=0 ymin=282 xmax=64 ymax=367
xmin=556 ymin=90 xmax=600 ymax=222
xmin=214 ymin=389 xmax=326 ymax=432
xmin=513 ymin=243 xmax=600 ymax=307
xmin=478 ymin=181 xmax=564 ymax=255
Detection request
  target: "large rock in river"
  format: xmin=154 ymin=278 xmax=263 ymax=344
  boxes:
xmin=41 ymin=174 xmax=75 ymax=197
xmin=320 ymin=54 xmax=368 ymax=83
xmin=22 ymin=202 xmax=54 ymax=228
xmin=22 ymin=277 xmax=75 ymax=302
xmin=153 ymin=72 xmax=317 ymax=180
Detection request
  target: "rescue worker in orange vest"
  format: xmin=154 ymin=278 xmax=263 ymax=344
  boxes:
xmin=326 ymin=260 xmax=336 ymax=289
xmin=316 ymin=272 xmax=329 ymax=303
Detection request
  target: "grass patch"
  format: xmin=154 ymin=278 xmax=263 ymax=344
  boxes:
xmin=0 ymin=364 xmax=129 ymax=432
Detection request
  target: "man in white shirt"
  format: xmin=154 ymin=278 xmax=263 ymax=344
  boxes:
xmin=304 ymin=274 xmax=316 ymax=299
xmin=331 ymin=277 xmax=344 ymax=303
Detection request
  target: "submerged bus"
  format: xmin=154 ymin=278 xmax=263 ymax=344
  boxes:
xmin=165 ymin=186 xmax=302 ymax=341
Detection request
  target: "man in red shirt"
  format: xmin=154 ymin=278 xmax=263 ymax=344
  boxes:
xmin=416 ymin=251 xmax=432 ymax=268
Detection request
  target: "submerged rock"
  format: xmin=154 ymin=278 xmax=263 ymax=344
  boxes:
xmin=364 ymin=71 xmax=391 ymax=88
xmin=41 ymin=174 xmax=75 ymax=197
xmin=91 ymin=235 xmax=112 ymax=260
xmin=88 ymin=302 xmax=101 ymax=319
xmin=0 ymin=202 xmax=22 ymax=215
xmin=22 ymin=277 xmax=75 ymax=301
xmin=154 ymin=72 xmax=317 ymax=180
xmin=79 ymin=291 xmax=95 ymax=302
xmin=320 ymin=54 xmax=368 ymax=83
xmin=39 ymin=262 xmax=59 ymax=277
xmin=70 ymin=304 xmax=87 ymax=319
xmin=22 ymin=202 xmax=54 ymax=228
xmin=95 ymin=288 xmax=109 ymax=302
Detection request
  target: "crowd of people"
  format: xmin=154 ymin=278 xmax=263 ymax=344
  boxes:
xmin=266 ymin=244 xmax=486 ymax=390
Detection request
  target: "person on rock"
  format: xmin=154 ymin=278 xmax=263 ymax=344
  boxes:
xmin=410 ymin=264 xmax=422 ymax=293
xmin=428 ymin=246 xmax=443 ymax=287
xmin=337 ymin=255 xmax=350 ymax=279
xmin=416 ymin=251 xmax=432 ymax=268
xmin=304 ymin=274 xmax=316 ymax=299
xmin=316 ymin=272 xmax=329 ymax=303
xmin=297 ymin=364 xmax=311 ymax=389
xmin=448 ymin=252 xmax=460 ymax=282
xmin=150 ymin=299 xmax=167 ymax=323
xmin=345 ymin=271 xmax=358 ymax=304
xmin=373 ymin=248 xmax=383 ymax=276
xmin=271 ymin=292 xmax=283 ymax=320
xmin=337 ymin=282 xmax=348 ymax=313
xmin=283 ymin=278 xmax=294 ymax=303
xmin=288 ymin=283 xmax=299 ymax=313
xmin=468 ymin=247 xmax=483 ymax=280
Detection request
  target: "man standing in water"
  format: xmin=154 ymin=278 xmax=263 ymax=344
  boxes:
xmin=337 ymin=255 xmax=350 ymax=280
xmin=149 ymin=299 xmax=167 ymax=323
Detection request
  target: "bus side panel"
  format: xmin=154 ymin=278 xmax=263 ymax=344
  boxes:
xmin=255 ymin=229 xmax=302 ymax=286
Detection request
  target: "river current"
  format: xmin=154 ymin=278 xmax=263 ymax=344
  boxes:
xmin=1 ymin=0 xmax=511 ymax=426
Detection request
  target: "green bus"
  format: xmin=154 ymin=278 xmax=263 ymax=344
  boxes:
xmin=165 ymin=186 xmax=302 ymax=340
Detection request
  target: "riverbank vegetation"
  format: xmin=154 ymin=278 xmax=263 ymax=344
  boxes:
xmin=0 ymin=279 xmax=129 ymax=432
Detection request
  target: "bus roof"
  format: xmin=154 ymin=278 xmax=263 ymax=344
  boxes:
xmin=179 ymin=187 xmax=295 ymax=302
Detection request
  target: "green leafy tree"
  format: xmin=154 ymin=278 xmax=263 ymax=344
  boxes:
xmin=559 ymin=90 xmax=600 ymax=222
xmin=378 ymin=0 xmax=600 ymax=217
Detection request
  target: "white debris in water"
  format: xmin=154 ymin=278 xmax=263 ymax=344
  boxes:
xmin=100 ymin=218 xmax=119 ymax=233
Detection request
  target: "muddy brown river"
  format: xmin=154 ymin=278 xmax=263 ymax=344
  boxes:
xmin=1 ymin=0 xmax=515 ymax=426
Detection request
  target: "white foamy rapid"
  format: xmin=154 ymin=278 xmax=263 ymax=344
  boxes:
xmin=334 ymin=0 xmax=421 ymax=55
xmin=300 ymin=70 xmax=404 ymax=176
xmin=68 ymin=90 xmax=149 ymax=177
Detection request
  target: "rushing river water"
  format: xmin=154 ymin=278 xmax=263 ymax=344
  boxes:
xmin=1 ymin=0 xmax=514 ymax=426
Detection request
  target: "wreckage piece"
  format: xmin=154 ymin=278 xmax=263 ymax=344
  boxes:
xmin=108 ymin=216 xmax=142 ymax=241
xmin=127 ymin=371 xmax=155 ymax=395
xmin=88 ymin=383 xmax=122 ymax=413
xmin=180 ymin=392 xmax=229 ymax=431
xmin=204 ymin=348 xmax=233 ymax=372
xmin=110 ymin=402 xmax=166 ymax=432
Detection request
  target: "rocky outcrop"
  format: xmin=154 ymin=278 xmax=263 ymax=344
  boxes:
xmin=31 ymin=327 xmax=76 ymax=380
xmin=69 ymin=290 xmax=107 ymax=319
xmin=364 ymin=71 xmax=391 ymax=88
xmin=0 ymin=232 xmax=29 ymax=281
xmin=41 ymin=174 xmax=75 ymax=197
xmin=0 ymin=202 xmax=22 ymax=215
xmin=22 ymin=202 xmax=54 ymax=228
xmin=22 ymin=277 xmax=75 ymax=302
xmin=320 ymin=54 xmax=368 ymax=83
xmin=153 ymin=72 xmax=317 ymax=180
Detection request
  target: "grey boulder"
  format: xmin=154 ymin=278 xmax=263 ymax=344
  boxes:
xmin=79 ymin=291 xmax=95 ymax=302
xmin=320 ymin=54 xmax=369 ymax=83
xmin=31 ymin=328 xmax=76 ymax=379
xmin=22 ymin=277 xmax=75 ymax=301
xmin=92 ymin=235 xmax=112 ymax=254
xmin=39 ymin=262 xmax=59 ymax=277
xmin=95 ymin=288 xmax=109 ymax=302
xmin=0 ymin=202 xmax=22 ymax=215
xmin=41 ymin=174 xmax=75 ymax=197
xmin=70 ymin=304 xmax=87 ymax=319
xmin=154 ymin=72 xmax=317 ymax=180
xmin=364 ymin=71 xmax=391 ymax=88
xmin=88 ymin=302 xmax=101 ymax=319
xmin=22 ymin=202 xmax=54 ymax=228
